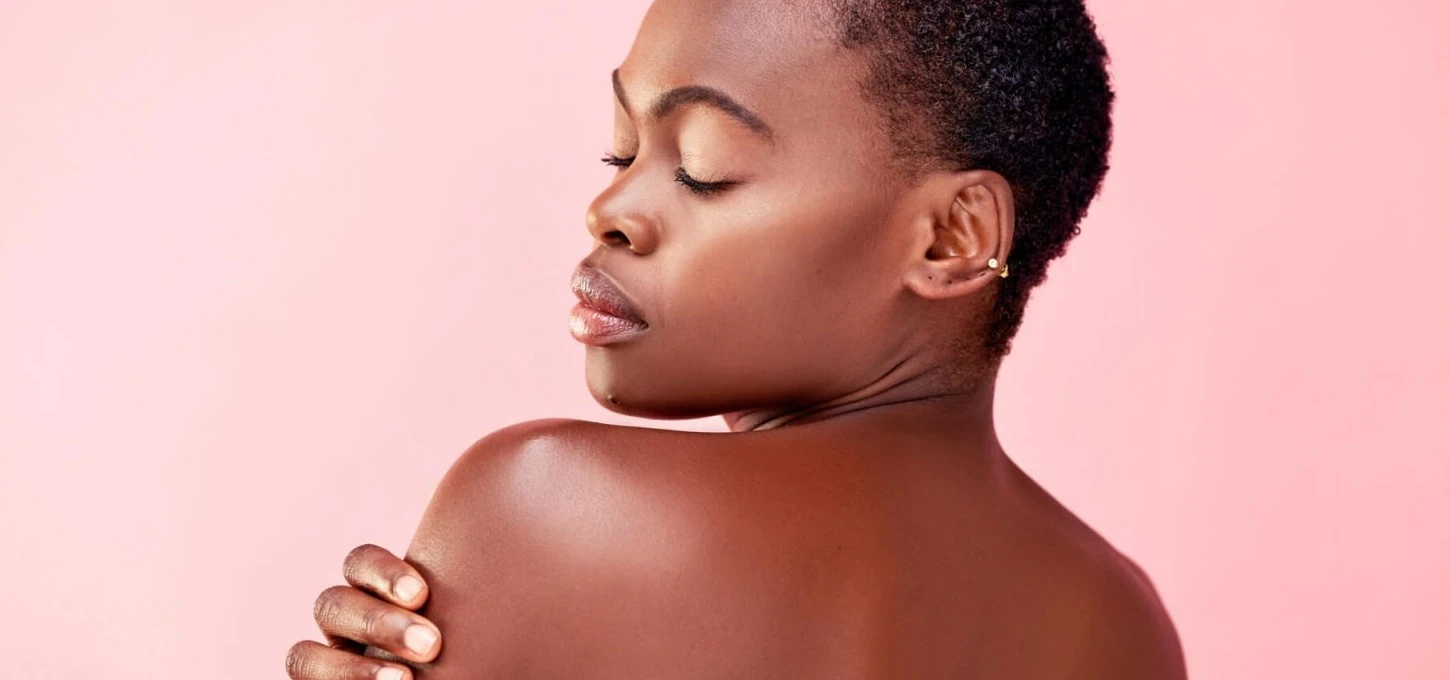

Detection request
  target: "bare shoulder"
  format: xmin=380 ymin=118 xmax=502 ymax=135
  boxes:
xmin=995 ymin=498 xmax=1189 ymax=679
xmin=400 ymin=420 xmax=906 ymax=677
xmin=873 ymin=459 xmax=1188 ymax=678
xmin=401 ymin=421 xmax=1187 ymax=677
xmin=401 ymin=419 xmax=762 ymax=677
xmin=406 ymin=418 xmax=717 ymax=575
xmin=441 ymin=417 xmax=715 ymax=475
xmin=421 ymin=417 xmax=707 ymax=503
xmin=1048 ymin=548 xmax=1187 ymax=679
xmin=445 ymin=416 xmax=665 ymax=470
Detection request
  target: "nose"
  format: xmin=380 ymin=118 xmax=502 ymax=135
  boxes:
xmin=585 ymin=190 xmax=659 ymax=256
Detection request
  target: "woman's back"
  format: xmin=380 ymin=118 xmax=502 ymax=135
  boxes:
xmin=402 ymin=412 xmax=1184 ymax=678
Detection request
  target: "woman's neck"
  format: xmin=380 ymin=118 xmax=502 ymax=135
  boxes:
xmin=722 ymin=359 xmax=1001 ymax=439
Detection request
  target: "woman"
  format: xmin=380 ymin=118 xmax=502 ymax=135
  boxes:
xmin=286 ymin=0 xmax=1185 ymax=676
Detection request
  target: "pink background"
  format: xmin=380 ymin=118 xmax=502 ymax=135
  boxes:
xmin=2 ymin=1 xmax=1447 ymax=677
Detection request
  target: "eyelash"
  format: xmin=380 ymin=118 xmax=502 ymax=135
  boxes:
xmin=599 ymin=152 xmax=734 ymax=197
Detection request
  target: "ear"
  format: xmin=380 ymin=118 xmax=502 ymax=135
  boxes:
xmin=901 ymin=169 xmax=1016 ymax=301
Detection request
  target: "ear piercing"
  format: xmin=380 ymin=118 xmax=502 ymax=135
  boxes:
xmin=987 ymin=257 xmax=1010 ymax=279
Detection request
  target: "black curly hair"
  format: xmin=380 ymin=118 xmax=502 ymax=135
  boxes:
xmin=828 ymin=0 xmax=1115 ymax=356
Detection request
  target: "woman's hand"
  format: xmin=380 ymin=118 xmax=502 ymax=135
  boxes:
xmin=286 ymin=544 xmax=443 ymax=680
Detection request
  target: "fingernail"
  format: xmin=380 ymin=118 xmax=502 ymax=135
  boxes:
xmin=393 ymin=575 xmax=423 ymax=602
xmin=376 ymin=668 xmax=405 ymax=680
xmin=404 ymin=624 xmax=438 ymax=656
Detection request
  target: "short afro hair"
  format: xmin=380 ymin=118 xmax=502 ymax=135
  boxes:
xmin=830 ymin=0 xmax=1114 ymax=356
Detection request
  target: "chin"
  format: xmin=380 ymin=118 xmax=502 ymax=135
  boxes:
xmin=583 ymin=351 xmax=731 ymax=421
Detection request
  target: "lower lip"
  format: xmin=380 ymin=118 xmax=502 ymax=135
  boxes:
xmin=569 ymin=303 xmax=649 ymax=346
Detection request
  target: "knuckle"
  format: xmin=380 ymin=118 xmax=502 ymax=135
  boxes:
xmin=343 ymin=543 xmax=377 ymax=576
xmin=284 ymin=641 xmax=311 ymax=678
xmin=344 ymin=543 xmax=391 ymax=586
xmin=313 ymin=585 xmax=351 ymax=625
xmin=350 ymin=662 xmax=386 ymax=680
xmin=361 ymin=601 xmax=395 ymax=639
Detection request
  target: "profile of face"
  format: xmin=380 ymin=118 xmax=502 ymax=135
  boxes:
xmin=570 ymin=0 xmax=1014 ymax=422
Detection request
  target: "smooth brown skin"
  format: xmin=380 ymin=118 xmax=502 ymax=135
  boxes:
xmin=287 ymin=0 xmax=1186 ymax=677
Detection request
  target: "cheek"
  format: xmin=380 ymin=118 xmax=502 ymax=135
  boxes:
xmin=658 ymin=196 xmax=903 ymax=382
xmin=583 ymin=181 xmax=909 ymax=418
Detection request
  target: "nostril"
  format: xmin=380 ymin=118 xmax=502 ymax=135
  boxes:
xmin=603 ymin=230 xmax=630 ymax=247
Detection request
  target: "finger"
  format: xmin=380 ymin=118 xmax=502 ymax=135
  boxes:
xmin=285 ymin=640 xmax=413 ymax=680
xmin=343 ymin=544 xmax=430 ymax=610
xmin=323 ymin=631 xmax=364 ymax=654
xmin=314 ymin=585 xmax=442 ymax=663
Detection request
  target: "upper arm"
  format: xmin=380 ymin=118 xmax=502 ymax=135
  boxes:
xmin=399 ymin=418 xmax=604 ymax=677
xmin=406 ymin=418 xmax=580 ymax=560
xmin=398 ymin=418 xmax=719 ymax=677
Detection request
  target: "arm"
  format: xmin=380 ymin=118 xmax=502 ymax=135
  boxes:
xmin=284 ymin=418 xmax=622 ymax=680
xmin=282 ymin=421 xmax=574 ymax=680
xmin=397 ymin=419 xmax=597 ymax=678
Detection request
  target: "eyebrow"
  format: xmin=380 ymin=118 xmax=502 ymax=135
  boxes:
xmin=612 ymin=68 xmax=774 ymax=142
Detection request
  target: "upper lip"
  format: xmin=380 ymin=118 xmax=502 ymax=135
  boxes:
xmin=571 ymin=263 xmax=647 ymax=324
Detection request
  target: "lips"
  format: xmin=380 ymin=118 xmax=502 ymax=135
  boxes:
xmin=569 ymin=264 xmax=649 ymax=346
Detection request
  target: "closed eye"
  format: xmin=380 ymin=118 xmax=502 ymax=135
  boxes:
xmin=600 ymin=151 xmax=736 ymax=197
xmin=673 ymin=168 xmax=734 ymax=196
xmin=600 ymin=152 xmax=635 ymax=168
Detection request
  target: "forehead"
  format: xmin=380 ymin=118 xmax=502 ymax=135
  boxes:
xmin=629 ymin=0 xmax=836 ymax=69
xmin=618 ymin=0 xmax=884 ymax=148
